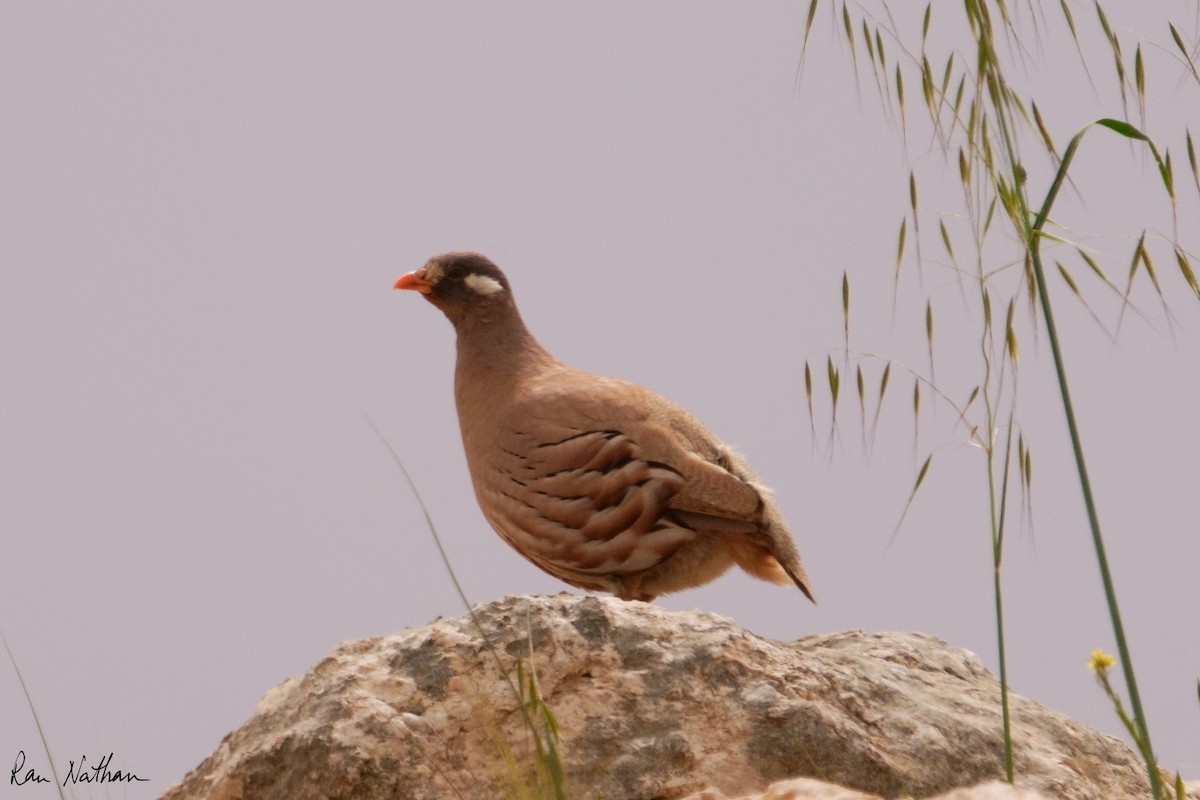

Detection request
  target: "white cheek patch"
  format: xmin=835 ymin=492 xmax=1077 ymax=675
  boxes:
xmin=464 ymin=273 xmax=505 ymax=295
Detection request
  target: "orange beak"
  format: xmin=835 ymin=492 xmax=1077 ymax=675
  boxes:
xmin=394 ymin=269 xmax=434 ymax=295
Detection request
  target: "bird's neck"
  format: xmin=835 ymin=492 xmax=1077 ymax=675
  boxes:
xmin=452 ymin=309 xmax=557 ymax=416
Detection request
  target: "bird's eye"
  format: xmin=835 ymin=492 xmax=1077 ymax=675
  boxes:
xmin=446 ymin=265 xmax=466 ymax=281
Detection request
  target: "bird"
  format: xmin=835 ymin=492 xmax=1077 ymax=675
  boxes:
xmin=394 ymin=251 xmax=815 ymax=603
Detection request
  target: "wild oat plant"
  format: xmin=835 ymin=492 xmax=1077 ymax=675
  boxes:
xmin=800 ymin=2 xmax=1199 ymax=796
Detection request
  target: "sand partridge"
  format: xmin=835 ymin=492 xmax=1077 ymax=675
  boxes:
xmin=394 ymin=251 xmax=815 ymax=603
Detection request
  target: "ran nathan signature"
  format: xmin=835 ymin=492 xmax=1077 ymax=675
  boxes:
xmin=11 ymin=750 xmax=149 ymax=786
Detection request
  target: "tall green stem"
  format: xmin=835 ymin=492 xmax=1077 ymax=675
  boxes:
xmin=992 ymin=421 xmax=1016 ymax=782
xmin=979 ymin=275 xmax=1014 ymax=782
xmin=1027 ymin=131 xmax=1160 ymax=798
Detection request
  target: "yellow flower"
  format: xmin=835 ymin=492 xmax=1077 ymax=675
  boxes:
xmin=1088 ymin=649 xmax=1116 ymax=673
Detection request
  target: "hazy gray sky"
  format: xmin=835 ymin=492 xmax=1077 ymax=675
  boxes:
xmin=2 ymin=4 xmax=1197 ymax=796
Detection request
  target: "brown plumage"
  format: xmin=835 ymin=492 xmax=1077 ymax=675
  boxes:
xmin=394 ymin=251 xmax=815 ymax=603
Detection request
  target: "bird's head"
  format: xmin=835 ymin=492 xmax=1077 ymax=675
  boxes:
xmin=394 ymin=251 xmax=513 ymax=326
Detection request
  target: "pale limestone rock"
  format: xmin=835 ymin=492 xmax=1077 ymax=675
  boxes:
xmin=925 ymin=781 xmax=1052 ymax=799
xmin=680 ymin=777 xmax=1052 ymax=799
xmin=681 ymin=776 xmax=881 ymax=799
xmin=161 ymin=594 xmax=1151 ymax=800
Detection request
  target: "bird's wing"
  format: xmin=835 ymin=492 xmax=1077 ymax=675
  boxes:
xmin=478 ymin=418 xmax=696 ymax=580
xmin=499 ymin=371 xmax=767 ymax=528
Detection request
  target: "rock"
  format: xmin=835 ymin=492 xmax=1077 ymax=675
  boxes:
xmin=680 ymin=777 xmax=1051 ymax=799
xmin=680 ymin=776 xmax=882 ymax=799
xmin=924 ymin=782 xmax=1053 ymax=800
xmin=161 ymin=594 xmax=1152 ymax=800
